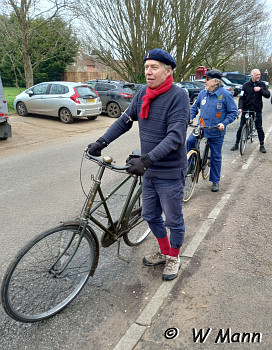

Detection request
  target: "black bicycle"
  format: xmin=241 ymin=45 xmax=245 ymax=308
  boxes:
xmin=183 ymin=125 xmax=218 ymax=202
xmin=1 ymin=150 xmax=151 ymax=323
xmin=239 ymin=110 xmax=257 ymax=155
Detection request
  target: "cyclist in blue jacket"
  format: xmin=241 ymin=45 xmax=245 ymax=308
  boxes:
xmin=188 ymin=70 xmax=238 ymax=192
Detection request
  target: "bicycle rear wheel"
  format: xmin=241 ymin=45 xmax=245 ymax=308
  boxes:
xmin=201 ymin=143 xmax=211 ymax=179
xmin=240 ymin=124 xmax=248 ymax=155
xmin=183 ymin=150 xmax=198 ymax=202
xmin=1 ymin=224 xmax=97 ymax=323
xmin=123 ymin=187 xmax=151 ymax=246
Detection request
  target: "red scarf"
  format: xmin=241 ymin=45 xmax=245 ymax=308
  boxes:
xmin=140 ymin=75 xmax=173 ymax=119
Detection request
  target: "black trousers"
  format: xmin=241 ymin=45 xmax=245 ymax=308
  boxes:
xmin=235 ymin=111 xmax=264 ymax=144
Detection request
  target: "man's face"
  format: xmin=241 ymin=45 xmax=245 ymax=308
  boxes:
xmin=204 ymin=76 xmax=217 ymax=91
xmin=144 ymin=60 xmax=171 ymax=89
xmin=251 ymin=70 xmax=261 ymax=82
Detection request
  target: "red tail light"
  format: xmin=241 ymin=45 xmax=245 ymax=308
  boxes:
xmin=119 ymin=92 xmax=134 ymax=98
xmin=70 ymin=89 xmax=80 ymax=104
xmin=92 ymin=88 xmax=100 ymax=102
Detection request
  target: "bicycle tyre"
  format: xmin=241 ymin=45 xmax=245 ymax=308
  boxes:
xmin=1 ymin=224 xmax=96 ymax=323
xmin=250 ymin=118 xmax=254 ymax=143
xmin=183 ymin=150 xmax=198 ymax=202
xmin=240 ymin=124 xmax=248 ymax=156
xmin=201 ymin=143 xmax=211 ymax=179
xmin=123 ymin=187 xmax=151 ymax=246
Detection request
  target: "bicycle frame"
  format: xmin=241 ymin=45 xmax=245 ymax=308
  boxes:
xmin=183 ymin=124 xmax=218 ymax=202
xmin=82 ymin=154 xmax=141 ymax=242
xmin=189 ymin=125 xmax=210 ymax=182
xmin=245 ymin=111 xmax=256 ymax=134
xmin=239 ymin=110 xmax=257 ymax=155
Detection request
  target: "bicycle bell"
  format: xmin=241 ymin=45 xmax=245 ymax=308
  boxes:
xmin=193 ymin=127 xmax=200 ymax=137
xmin=103 ymin=156 xmax=113 ymax=164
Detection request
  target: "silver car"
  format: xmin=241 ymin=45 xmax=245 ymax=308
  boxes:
xmin=14 ymin=82 xmax=102 ymax=123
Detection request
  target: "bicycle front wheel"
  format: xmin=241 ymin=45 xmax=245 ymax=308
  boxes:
xmin=201 ymin=144 xmax=211 ymax=179
xmin=240 ymin=124 xmax=248 ymax=155
xmin=123 ymin=187 xmax=151 ymax=246
xmin=183 ymin=150 xmax=198 ymax=202
xmin=1 ymin=224 xmax=97 ymax=323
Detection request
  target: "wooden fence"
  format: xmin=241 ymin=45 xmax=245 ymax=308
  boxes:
xmin=61 ymin=71 xmax=123 ymax=82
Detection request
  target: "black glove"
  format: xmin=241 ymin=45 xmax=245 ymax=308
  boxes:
xmin=126 ymin=154 xmax=152 ymax=176
xmin=87 ymin=137 xmax=108 ymax=156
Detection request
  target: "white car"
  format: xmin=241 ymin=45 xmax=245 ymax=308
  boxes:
xmin=14 ymin=81 xmax=102 ymax=123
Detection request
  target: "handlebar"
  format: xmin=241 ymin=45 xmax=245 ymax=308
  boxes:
xmin=85 ymin=149 xmax=130 ymax=172
xmin=240 ymin=110 xmax=256 ymax=114
xmin=189 ymin=124 xmax=220 ymax=129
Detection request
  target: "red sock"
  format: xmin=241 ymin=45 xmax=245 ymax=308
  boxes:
xmin=157 ymin=236 xmax=170 ymax=255
xmin=169 ymin=246 xmax=180 ymax=258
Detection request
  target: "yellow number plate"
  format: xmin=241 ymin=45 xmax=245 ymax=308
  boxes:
xmin=87 ymin=99 xmax=95 ymax=103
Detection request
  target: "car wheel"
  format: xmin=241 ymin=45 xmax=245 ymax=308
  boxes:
xmin=192 ymin=96 xmax=198 ymax=104
xmin=59 ymin=108 xmax=74 ymax=124
xmin=107 ymin=102 xmax=121 ymax=118
xmin=87 ymin=116 xmax=98 ymax=121
xmin=16 ymin=102 xmax=28 ymax=116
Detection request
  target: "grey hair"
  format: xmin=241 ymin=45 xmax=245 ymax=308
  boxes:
xmin=212 ymin=78 xmax=224 ymax=89
xmin=164 ymin=64 xmax=174 ymax=75
xmin=251 ymin=69 xmax=260 ymax=76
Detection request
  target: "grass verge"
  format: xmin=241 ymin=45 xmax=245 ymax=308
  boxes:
xmin=3 ymin=87 xmax=25 ymax=113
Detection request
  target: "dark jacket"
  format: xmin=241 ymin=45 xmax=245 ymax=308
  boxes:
xmin=238 ymin=80 xmax=270 ymax=112
xmin=102 ymin=85 xmax=190 ymax=179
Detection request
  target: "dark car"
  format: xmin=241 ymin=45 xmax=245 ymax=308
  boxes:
xmin=132 ymin=83 xmax=146 ymax=92
xmin=179 ymin=81 xmax=205 ymax=103
xmin=221 ymin=77 xmax=242 ymax=96
xmin=86 ymin=79 xmax=136 ymax=118
xmin=224 ymin=73 xmax=251 ymax=85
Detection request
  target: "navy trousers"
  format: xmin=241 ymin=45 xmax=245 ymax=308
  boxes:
xmin=141 ymin=176 xmax=185 ymax=249
xmin=187 ymin=133 xmax=224 ymax=184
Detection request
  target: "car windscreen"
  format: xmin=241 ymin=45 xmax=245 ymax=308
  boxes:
xmin=225 ymin=74 xmax=246 ymax=84
xmin=193 ymin=82 xmax=205 ymax=88
xmin=75 ymin=86 xmax=97 ymax=98
xmin=222 ymin=78 xmax=233 ymax=84
xmin=122 ymin=86 xmax=135 ymax=94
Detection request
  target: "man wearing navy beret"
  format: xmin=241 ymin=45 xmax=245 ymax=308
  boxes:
xmin=189 ymin=70 xmax=238 ymax=192
xmin=87 ymin=48 xmax=190 ymax=281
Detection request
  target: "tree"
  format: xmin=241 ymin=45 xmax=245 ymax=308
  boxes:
xmin=77 ymin=0 xmax=173 ymax=82
xmin=0 ymin=0 xmax=77 ymax=88
xmin=77 ymin=0 xmax=269 ymax=81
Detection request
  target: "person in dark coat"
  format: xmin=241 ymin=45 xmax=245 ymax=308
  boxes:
xmin=231 ymin=69 xmax=270 ymax=153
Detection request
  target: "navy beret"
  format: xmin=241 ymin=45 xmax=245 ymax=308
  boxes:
xmin=143 ymin=48 xmax=176 ymax=69
xmin=204 ymin=70 xmax=222 ymax=80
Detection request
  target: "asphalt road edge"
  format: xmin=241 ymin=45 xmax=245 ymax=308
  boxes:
xmin=113 ymin=123 xmax=272 ymax=350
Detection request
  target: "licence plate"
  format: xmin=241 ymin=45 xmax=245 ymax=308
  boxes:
xmin=87 ymin=98 xmax=95 ymax=103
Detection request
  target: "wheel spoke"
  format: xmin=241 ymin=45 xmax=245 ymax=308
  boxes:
xmin=183 ymin=151 xmax=198 ymax=202
xmin=1 ymin=225 xmax=96 ymax=322
xmin=123 ymin=188 xmax=150 ymax=246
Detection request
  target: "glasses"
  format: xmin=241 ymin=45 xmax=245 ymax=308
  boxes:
xmin=205 ymin=77 xmax=212 ymax=81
